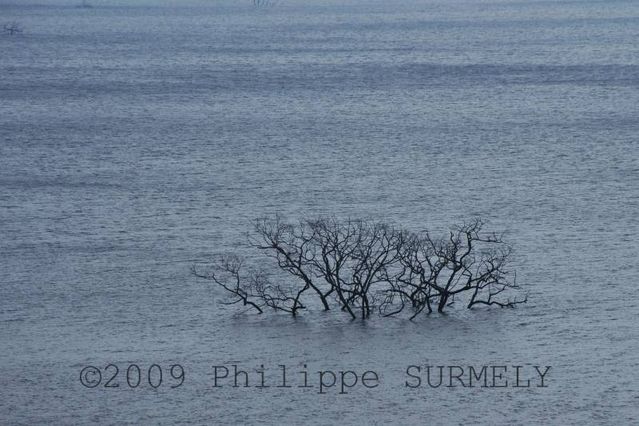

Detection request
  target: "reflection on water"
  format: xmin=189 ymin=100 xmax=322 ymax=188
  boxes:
xmin=1 ymin=0 xmax=638 ymax=424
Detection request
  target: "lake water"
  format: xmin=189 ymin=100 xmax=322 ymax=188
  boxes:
xmin=1 ymin=0 xmax=638 ymax=424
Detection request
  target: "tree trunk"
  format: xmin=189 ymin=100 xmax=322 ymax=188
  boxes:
xmin=437 ymin=294 xmax=448 ymax=313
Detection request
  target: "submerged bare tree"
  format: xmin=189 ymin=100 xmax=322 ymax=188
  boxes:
xmin=333 ymin=219 xmax=404 ymax=319
xmin=387 ymin=219 xmax=526 ymax=318
xmin=191 ymin=253 xmax=307 ymax=316
xmin=249 ymin=216 xmax=407 ymax=319
xmin=302 ymin=217 xmax=369 ymax=319
xmin=193 ymin=216 xmax=526 ymax=320
xmin=249 ymin=216 xmax=333 ymax=311
xmin=3 ymin=22 xmax=23 ymax=35
xmin=191 ymin=254 xmax=264 ymax=314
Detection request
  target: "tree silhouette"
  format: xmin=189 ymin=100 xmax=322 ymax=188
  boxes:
xmin=193 ymin=216 xmax=527 ymax=319
xmin=3 ymin=22 xmax=23 ymax=36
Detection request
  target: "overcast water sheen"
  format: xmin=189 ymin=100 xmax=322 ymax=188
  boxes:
xmin=1 ymin=0 xmax=638 ymax=424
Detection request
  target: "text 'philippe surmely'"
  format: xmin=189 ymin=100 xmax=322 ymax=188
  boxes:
xmin=210 ymin=364 xmax=552 ymax=394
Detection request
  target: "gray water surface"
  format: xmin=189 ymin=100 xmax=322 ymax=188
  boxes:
xmin=1 ymin=0 xmax=638 ymax=424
